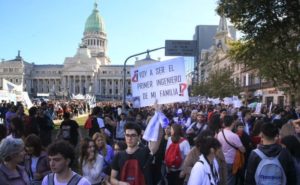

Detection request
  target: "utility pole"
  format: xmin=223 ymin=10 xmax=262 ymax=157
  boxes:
xmin=122 ymin=47 xmax=165 ymax=111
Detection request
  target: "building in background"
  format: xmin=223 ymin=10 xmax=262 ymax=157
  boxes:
xmin=0 ymin=2 xmax=133 ymax=101
xmin=195 ymin=15 xmax=286 ymax=106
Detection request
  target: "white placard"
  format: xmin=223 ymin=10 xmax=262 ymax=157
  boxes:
xmin=130 ymin=57 xmax=189 ymax=107
xmin=255 ymin=103 xmax=262 ymax=114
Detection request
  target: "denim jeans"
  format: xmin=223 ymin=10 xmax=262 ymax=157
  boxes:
xmin=226 ymin=163 xmax=236 ymax=185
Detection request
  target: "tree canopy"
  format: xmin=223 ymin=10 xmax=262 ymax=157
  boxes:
xmin=192 ymin=68 xmax=240 ymax=98
xmin=217 ymin=0 xmax=300 ymax=99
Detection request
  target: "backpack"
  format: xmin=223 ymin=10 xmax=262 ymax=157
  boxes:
xmin=84 ymin=116 xmax=92 ymax=129
xmin=120 ymin=156 xmax=146 ymax=185
xmin=47 ymin=173 xmax=82 ymax=185
xmin=164 ymin=138 xmax=185 ymax=169
xmin=254 ymin=149 xmax=286 ymax=185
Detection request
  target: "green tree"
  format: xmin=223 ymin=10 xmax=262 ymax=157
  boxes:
xmin=192 ymin=68 xmax=240 ymax=98
xmin=217 ymin=0 xmax=300 ymax=103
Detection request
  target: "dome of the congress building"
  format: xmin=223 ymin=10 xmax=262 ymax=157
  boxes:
xmin=84 ymin=3 xmax=105 ymax=33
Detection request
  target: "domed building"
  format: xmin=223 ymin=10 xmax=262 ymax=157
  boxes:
xmin=0 ymin=2 xmax=135 ymax=100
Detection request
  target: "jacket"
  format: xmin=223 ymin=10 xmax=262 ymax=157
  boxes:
xmin=182 ymin=146 xmax=227 ymax=185
xmin=245 ymin=143 xmax=297 ymax=185
xmin=188 ymin=154 xmax=219 ymax=185
xmin=0 ymin=163 xmax=30 ymax=185
xmin=24 ymin=151 xmax=51 ymax=184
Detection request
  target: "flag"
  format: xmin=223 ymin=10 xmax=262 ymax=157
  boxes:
xmin=143 ymin=111 xmax=169 ymax=142
xmin=2 ymin=79 xmax=22 ymax=92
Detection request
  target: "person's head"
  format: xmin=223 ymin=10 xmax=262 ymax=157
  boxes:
xmin=164 ymin=124 xmax=171 ymax=137
xmin=113 ymin=141 xmax=127 ymax=155
xmin=10 ymin=117 xmax=24 ymax=138
xmin=41 ymin=101 xmax=48 ymax=110
xmin=223 ymin=115 xmax=234 ymax=128
xmin=236 ymin=122 xmax=245 ymax=135
xmin=170 ymin=123 xmax=183 ymax=143
xmin=80 ymin=137 xmax=97 ymax=164
xmin=293 ymin=121 xmax=300 ymax=134
xmin=124 ymin=123 xmax=141 ymax=148
xmin=190 ymin=110 xmax=198 ymax=120
xmin=92 ymin=132 xmax=107 ymax=149
xmin=199 ymin=137 xmax=221 ymax=157
xmin=260 ymin=123 xmax=279 ymax=142
xmin=194 ymin=129 xmax=215 ymax=149
xmin=63 ymin=112 xmax=71 ymax=120
xmin=28 ymin=106 xmax=38 ymax=117
xmin=120 ymin=113 xmax=126 ymax=120
xmin=47 ymin=140 xmax=75 ymax=173
xmin=16 ymin=105 xmax=24 ymax=115
xmin=0 ymin=137 xmax=25 ymax=163
xmin=220 ymin=109 xmax=227 ymax=119
xmin=25 ymin=134 xmax=42 ymax=156
xmin=281 ymin=135 xmax=300 ymax=159
xmin=91 ymin=106 xmax=102 ymax=116
xmin=196 ymin=112 xmax=206 ymax=123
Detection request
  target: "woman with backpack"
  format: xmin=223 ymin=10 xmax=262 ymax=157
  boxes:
xmin=165 ymin=123 xmax=190 ymax=185
xmin=79 ymin=137 xmax=104 ymax=185
xmin=187 ymin=137 xmax=221 ymax=185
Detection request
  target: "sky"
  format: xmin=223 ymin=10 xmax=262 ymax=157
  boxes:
xmin=0 ymin=0 xmax=223 ymax=66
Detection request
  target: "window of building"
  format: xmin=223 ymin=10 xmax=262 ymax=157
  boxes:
xmin=9 ymin=68 xmax=13 ymax=72
xmin=103 ymin=71 xmax=107 ymax=74
xmin=109 ymin=89 xmax=112 ymax=93
xmin=115 ymin=89 xmax=118 ymax=94
xmin=4 ymin=68 xmax=8 ymax=72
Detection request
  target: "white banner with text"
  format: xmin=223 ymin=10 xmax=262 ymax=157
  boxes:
xmin=130 ymin=57 xmax=189 ymax=107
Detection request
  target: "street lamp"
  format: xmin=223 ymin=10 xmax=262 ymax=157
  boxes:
xmin=122 ymin=47 xmax=165 ymax=111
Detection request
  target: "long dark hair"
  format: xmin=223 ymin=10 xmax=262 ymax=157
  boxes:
xmin=281 ymin=135 xmax=300 ymax=160
xmin=171 ymin=124 xmax=183 ymax=143
xmin=79 ymin=137 xmax=97 ymax=170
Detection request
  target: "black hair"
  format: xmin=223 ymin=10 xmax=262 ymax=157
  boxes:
xmin=47 ymin=140 xmax=75 ymax=167
xmin=261 ymin=122 xmax=278 ymax=139
xmin=223 ymin=115 xmax=234 ymax=127
xmin=194 ymin=129 xmax=215 ymax=149
xmin=281 ymin=135 xmax=300 ymax=160
xmin=25 ymin=134 xmax=42 ymax=156
xmin=28 ymin=106 xmax=38 ymax=117
xmin=114 ymin=140 xmax=127 ymax=151
xmin=124 ymin=122 xmax=141 ymax=136
xmin=200 ymin=137 xmax=221 ymax=156
xmin=63 ymin=112 xmax=71 ymax=119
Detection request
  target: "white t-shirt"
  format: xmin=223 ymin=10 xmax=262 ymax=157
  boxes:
xmin=31 ymin=156 xmax=39 ymax=175
xmin=42 ymin=171 xmax=91 ymax=185
xmin=97 ymin=118 xmax=105 ymax=128
xmin=166 ymin=137 xmax=190 ymax=169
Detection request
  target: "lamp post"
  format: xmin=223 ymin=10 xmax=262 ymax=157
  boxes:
xmin=122 ymin=47 xmax=165 ymax=111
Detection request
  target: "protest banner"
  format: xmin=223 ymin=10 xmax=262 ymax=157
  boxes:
xmin=130 ymin=57 xmax=189 ymax=107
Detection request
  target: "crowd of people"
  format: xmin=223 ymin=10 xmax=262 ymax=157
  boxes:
xmin=0 ymin=99 xmax=300 ymax=185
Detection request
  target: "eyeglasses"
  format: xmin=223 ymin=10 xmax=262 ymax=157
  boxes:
xmin=125 ymin=134 xmax=138 ymax=138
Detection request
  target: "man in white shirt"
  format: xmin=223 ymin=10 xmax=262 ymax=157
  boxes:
xmin=42 ymin=140 xmax=91 ymax=185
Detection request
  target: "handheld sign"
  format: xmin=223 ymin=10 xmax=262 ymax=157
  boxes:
xmin=130 ymin=57 xmax=189 ymax=107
